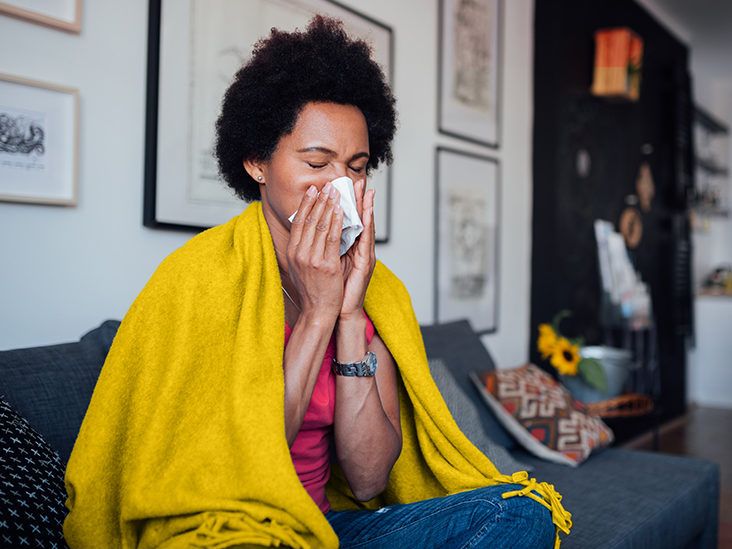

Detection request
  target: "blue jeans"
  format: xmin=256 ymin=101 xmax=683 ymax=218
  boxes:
xmin=325 ymin=484 xmax=554 ymax=549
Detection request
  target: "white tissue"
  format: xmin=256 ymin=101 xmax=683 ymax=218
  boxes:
xmin=288 ymin=176 xmax=364 ymax=256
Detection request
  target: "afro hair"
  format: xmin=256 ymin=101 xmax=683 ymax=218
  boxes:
xmin=214 ymin=15 xmax=397 ymax=202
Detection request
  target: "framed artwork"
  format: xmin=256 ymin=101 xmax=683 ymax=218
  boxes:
xmin=438 ymin=0 xmax=502 ymax=148
xmin=144 ymin=0 xmax=394 ymax=242
xmin=0 ymin=73 xmax=79 ymax=206
xmin=0 ymin=0 xmax=82 ymax=33
xmin=434 ymin=147 xmax=500 ymax=334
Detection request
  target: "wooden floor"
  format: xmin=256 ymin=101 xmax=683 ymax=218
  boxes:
xmin=626 ymin=406 xmax=732 ymax=548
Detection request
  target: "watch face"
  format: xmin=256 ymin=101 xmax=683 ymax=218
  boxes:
xmin=365 ymin=351 xmax=378 ymax=375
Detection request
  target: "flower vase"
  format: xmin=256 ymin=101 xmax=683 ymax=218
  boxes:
xmin=560 ymin=375 xmax=607 ymax=403
xmin=560 ymin=346 xmax=636 ymax=403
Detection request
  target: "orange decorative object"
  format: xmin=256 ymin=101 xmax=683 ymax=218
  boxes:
xmin=592 ymin=27 xmax=644 ymax=101
xmin=619 ymin=206 xmax=643 ymax=249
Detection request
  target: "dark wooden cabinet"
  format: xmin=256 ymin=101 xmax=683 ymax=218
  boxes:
xmin=531 ymin=0 xmax=694 ymax=443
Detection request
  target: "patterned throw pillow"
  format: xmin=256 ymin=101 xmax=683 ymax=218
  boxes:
xmin=470 ymin=364 xmax=614 ymax=466
xmin=0 ymin=395 xmax=69 ymax=548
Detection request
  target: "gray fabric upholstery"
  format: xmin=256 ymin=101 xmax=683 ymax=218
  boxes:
xmin=0 ymin=319 xmax=120 ymax=465
xmin=511 ymin=447 xmax=720 ymax=548
xmin=428 ymin=357 xmax=532 ymax=474
xmin=420 ymin=320 xmax=516 ymax=449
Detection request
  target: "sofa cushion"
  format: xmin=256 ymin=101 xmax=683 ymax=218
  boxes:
xmin=428 ymin=357 xmax=532 ymax=474
xmin=471 ymin=364 xmax=614 ymax=466
xmin=511 ymin=447 xmax=720 ymax=548
xmin=0 ymin=320 xmax=120 ymax=465
xmin=420 ymin=320 xmax=516 ymax=449
xmin=0 ymin=395 xmax=69 ymax=549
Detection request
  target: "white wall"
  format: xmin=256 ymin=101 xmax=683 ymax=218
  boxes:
xmin=688 ymin=297 xmax=732 ymax=408
xmin=0 ymin=0 xmax=536 ymax=368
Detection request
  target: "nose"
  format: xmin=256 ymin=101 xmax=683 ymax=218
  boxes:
xmin=331 ymin=163 xmax=349 ymax=180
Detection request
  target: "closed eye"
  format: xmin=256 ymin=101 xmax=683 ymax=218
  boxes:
xmin=307 ymin=162 xmax=327 ymax=169
xmin=349 ymin=165 xmax=365 ymax=173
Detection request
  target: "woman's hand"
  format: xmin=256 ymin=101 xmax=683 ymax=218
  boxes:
xmin=287 ymin=182 xmax=345 ymax=322
xmin=339 ymin=178 xmax=376 ymax=320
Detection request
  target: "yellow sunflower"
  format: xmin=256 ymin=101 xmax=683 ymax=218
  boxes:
xmin=537 ymin=323 xmax=558 ymax=359
xmin=550 ymin=337 xmax=581 ymax=376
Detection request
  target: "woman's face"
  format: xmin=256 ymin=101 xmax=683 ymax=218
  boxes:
xmin=246 ymin=101 xmax=370 ymax=230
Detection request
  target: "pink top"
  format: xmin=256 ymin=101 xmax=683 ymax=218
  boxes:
xmin=284 ymin=311 xmax=376 ymax=514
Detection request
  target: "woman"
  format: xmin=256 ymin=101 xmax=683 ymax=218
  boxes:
xmin=63 ymin=15 xmax=570 ymax=549
xmin=218 ymin=14 xmax=558 ymax=547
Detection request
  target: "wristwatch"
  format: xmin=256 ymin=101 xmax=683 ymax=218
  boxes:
xmin=332 ymin=351 xmax=378 ymax=377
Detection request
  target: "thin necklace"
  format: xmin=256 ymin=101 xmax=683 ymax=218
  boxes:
xmin=282 ymin=285 xmax=301 ymax=311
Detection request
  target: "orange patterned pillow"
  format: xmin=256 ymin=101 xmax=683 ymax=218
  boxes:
xmin=470 ymin=364 xmax=613 ymax=466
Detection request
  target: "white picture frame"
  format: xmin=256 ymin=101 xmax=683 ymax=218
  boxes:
xmin=434 ymin=147 xmax=500 ymax=334
xmin=144 ymin=0 xmax=394 ymax=242
xmin=0 ymin=0 xmax=82 ymax=33
xmin=438 ymin=0 xmax=502 ymax=148
xmin=0 ymin=73 xmax=79 ymax=206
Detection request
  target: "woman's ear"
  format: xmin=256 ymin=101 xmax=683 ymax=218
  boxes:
xmin=243 ymin=159 xmax=266 ymax=184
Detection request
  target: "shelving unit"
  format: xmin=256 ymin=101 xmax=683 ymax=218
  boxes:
xmin=693 ymin=105 xmax=730 ymax=223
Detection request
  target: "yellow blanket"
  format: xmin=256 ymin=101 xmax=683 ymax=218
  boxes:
xmin=63 ymin=202 xmax=572 ymax=549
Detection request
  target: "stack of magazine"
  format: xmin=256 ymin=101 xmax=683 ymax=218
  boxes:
xmin=594 ymin=220 xmax=652 ymax=330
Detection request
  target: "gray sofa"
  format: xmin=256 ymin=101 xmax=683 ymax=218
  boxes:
xmin=0 ymin=319 xmax=720 ymax=548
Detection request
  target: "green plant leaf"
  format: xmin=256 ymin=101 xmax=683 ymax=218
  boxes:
xmin=579 ymin=358 xmax=608 ymax=393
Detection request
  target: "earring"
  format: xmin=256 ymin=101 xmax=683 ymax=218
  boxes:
xmin=257 ymin=176 xmax=263 ymax=182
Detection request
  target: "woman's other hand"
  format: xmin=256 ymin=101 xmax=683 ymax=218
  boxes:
xmin=287 ymin=182 xmax=344 ymax=322
xmin=340 ymin=179 xmax=376 ymax=320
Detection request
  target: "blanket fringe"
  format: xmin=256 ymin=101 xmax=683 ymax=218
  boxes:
xmin=495 ymin=471 xmax=573 ymax=549
xmin=190 ymin=512 xmax=308 ymax=549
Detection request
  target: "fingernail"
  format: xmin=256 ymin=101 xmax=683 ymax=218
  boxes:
xmin=307 ymin=185 xmax=317 ymax=197
xmin=323 ymin=182 xmax=332 ymax=195
xmin=334 ymin=202 xmax=342 ymax=212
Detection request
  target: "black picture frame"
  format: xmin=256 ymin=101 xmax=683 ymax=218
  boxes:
xmin=434 ymin=146 xmax=500 ymax=334
xmin=437 ymin=0 xmax=503 ymax=149
xmin=143 ymin=0 xmax=394 ymax=243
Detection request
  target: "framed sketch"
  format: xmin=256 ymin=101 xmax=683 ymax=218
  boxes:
xmin=438 ymin=0 xmax=502 ymax=148
xmin=434 ymin=147 xmax=500 ymax=334
xmin=0 ymin=73 xmax=79 ymax=206
xmin=0 ymin=0 xmax=82 ymax=33
xmin=144 ymin=0 xmax=393 ymax=242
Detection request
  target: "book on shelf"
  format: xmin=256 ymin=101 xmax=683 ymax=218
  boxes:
xmin=592 ymin=27 xmax=644 ymax=101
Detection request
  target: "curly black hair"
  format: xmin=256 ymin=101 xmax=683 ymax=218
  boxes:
xmin=214 ymin=15 xmax=397 ymax=202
